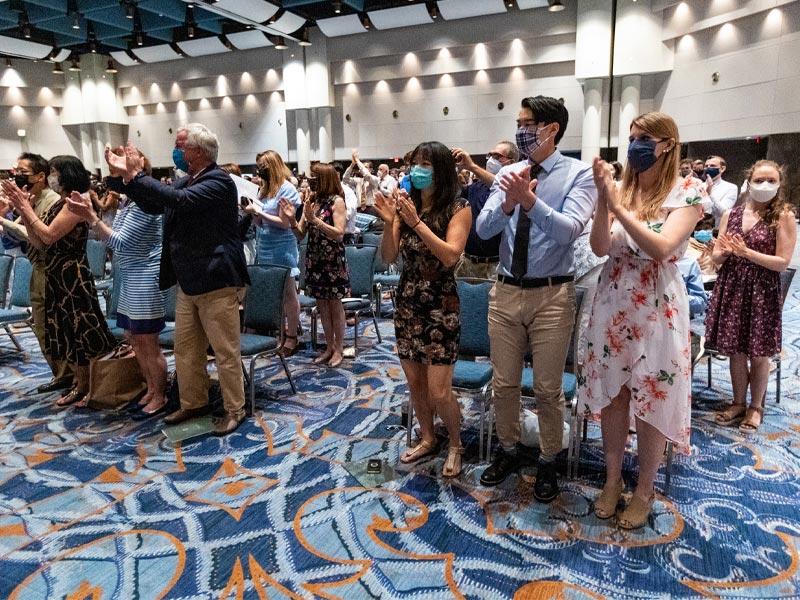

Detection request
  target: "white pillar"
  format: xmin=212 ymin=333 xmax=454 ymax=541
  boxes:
xmin=581 ymin=78 xmax=603 ymax=162
xmin=295 ymin=109 xmax=311 ymax=176
xmin=617 ymin=74 xmax=641 ymax=165
xmin=316 ymin=107 xmax=333 ymax=164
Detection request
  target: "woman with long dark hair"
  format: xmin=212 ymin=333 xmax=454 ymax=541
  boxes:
xmin=374 ymin=141 xmax=471 ymax=478
xmin=706 ymin=160 xmax=797 ymax=432
xmin=2 ymin=155 xmax=116 ymax=407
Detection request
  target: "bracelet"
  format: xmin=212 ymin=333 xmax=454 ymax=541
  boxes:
xmin=30 ymin=217 xmax=41 ymax=226
xmin=412 ymin=219 xmax=421 ymax=229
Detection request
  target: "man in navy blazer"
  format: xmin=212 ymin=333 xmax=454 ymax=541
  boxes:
xmin=105 ymin=124 xmax=249 ymax=435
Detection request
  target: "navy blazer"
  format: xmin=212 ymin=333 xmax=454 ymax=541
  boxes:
xmin=108 ymin=164 xmax=249 ymax=295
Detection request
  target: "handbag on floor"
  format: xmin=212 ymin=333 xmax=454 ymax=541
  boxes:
xmin=87 ymin=344 xmax=147 ymax=409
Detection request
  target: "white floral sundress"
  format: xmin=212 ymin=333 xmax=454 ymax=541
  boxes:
xmin=578 ymin=177 xmax=708 ymax=454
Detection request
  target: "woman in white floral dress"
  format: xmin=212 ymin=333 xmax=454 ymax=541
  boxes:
xmin=579 ymin=112 xmax=707 ymax=529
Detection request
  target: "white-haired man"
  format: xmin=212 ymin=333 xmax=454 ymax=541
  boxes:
xmin=105 ymin=124 xmax=249 ymax=435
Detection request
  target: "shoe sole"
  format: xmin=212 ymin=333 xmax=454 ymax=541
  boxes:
xmin=533 ymin=490 xmax=559 ymax=503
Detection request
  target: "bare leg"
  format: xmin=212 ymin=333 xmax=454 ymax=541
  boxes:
xmin=401 ymin=359 xmax=435 ymax=446
xmin=427 ymin=365 xmax=461 ymax=444
xmin=729 ymin=353 xmax=750 ymax=406
xmin=600 ymin=386 xmax=631 ymax=490
xmin=328 ymin=299 xmax=345 ymax=366
xmin=632 ymin=416 xmax=666 ymax=502
xmin=315 ymin=299 xmax=334 ymax=363
xmin=128 ymin=334 xmax=153 ymax=406
xmin=748 ymin=356 xmax=770 ymax=410
xmin=135 ymin=333 xmax=167 ymax=412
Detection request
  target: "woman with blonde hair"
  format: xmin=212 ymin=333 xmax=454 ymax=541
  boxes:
xmin=244 ymin=150 xmax=302 ymax=355
xmin=705 ymin=160 xmax=797 ymax=432
xmin=578 ymin=112 xmax=708 ymax=529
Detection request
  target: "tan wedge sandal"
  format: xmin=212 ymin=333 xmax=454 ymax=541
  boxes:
xmin=594 ymin=479 xmax=625 ymax=520
xmin=442 ymin=445 xmax=464 ymax=478
xmin=618 ymin=494 xmax=655 ymax=530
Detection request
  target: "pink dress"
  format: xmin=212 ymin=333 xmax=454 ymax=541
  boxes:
xmin=578 ymin=178 xmax=708 ymax=454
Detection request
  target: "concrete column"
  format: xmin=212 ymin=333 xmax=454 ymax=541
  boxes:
xmin=295 ymin=109 xmax=311 ymax=176
xmin=581 ymin=78 xmax=603 ymax=162
xmin=617 ymin=74 xmax=641 ymax=166
xmin=316 ymin=107 xmax=334 ymax=164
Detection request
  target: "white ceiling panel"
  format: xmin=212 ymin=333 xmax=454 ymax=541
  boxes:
xmin=516 ymin=0 xmax=549 ymax=8
xmin=111 ymin=51 xmax=139 ymax=66
xmin=316 ymin=15 xmax=366 ymax=37
xmin=210 ymin=0 xmax=279 ymax=23
xmin=132 ymin=44 xmax=183 ymax=63
xmin=0 ymin=35 xmax=52 ymax=60
xmin=269 ymin=12 xmax=307 ymax=35
xmin=226 ymin=30 xmax=273 ymax=50
xmin=436 ymin=0 xmax=507 ymax=20
xmin=369 ymin=5 xmax=433 ymax=30
xmin=51 ymin=49 xmax=72 ymax=63
xmin=177 ymin=37 xmax=231 ymax=57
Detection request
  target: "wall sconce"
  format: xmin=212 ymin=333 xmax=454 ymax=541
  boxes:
xmin=443 ymin=106 xmax=449 ymax=115
xmin=711 ymin=71 xmax=720 ymax=83
xmin=136 ymin=129 xmax=141 ymax=137
xmin=392 ymin=110 xmax=399 ymax=119
xmin=497 ymin=102 xmax=504 ymax=111
xmin=168 ymin=127 xmax=173 ymax=134
xmin=345 ymin=114 xmax=352 ymax=122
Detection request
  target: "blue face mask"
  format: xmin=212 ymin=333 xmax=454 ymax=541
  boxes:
xmin=172 ymin=147 xmax=189 ymax=172
xmin=409 ymin=165 xmax=433 ymax=190
xmin=627 ymin=138 xmax=659 ymax=173
xmin=704 ymin=167 xmax=720 ymax=179
xmin=693 ymin=230 xmax=713 ymax=244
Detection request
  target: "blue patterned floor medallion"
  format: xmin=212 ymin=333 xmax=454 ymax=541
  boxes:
xmin=1 ymin=286 xmax=799 ymax=599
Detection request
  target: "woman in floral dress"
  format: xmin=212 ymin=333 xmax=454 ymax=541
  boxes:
xmin=293 ymin=163 xmax=349 ymax=368
xmin=705 ymin=160 xmax=796 ymax=432
xmin=374 ymin=141 xmax=471 ymax=478
xmin=579 ymin=112 xmax=707 ymax=529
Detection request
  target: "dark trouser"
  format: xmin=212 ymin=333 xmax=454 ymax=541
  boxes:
xmin=29 ymin=265 xmax=72 ymax=381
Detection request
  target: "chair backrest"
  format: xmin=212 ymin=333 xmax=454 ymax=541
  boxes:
xmin=85 ymin=239 xmax=107 ymax=279
xmin=244 ymin=264 xmax=289 ymax=334
xmin=10 ymin=256 xmax=32 ymax=308
xmin=360 ymin=233 xmax=388 ymax=272
xmin=456 ymin=278 xmax=493 ymax=357
xmin=345 ymin=245 xmax=378 ymax=297
xmin=0 ymin=254 xmax=13 ymax=308
xmin=779 ymin=267 xmax=796 ymax=307
xmin=164 ymin=285 xmax=177 ymax=321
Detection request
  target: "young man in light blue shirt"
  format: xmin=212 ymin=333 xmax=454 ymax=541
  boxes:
xmin=476 ymin=96 xmax=597 ymax=500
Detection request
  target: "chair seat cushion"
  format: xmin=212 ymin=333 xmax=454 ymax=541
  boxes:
xmin=374 ymin=273 xmax=400 ymax=287
xmin=240 ymin=333 xmax=278 ymax=356
xmin=342 ymin=298 xmax=371 ymax=311
xmin=299 ymin=294 xmax=316 ymax=309
xmin=0 ymin=308 xmax=30 ymax=324
xmin=521 ymin=368 xmax=577 ymax=401
xmin=95 ymin=279 xmax=112 ymax=292
xmin=452 ymin=360 xmax=493 ymax=389
xmin=158 ymin=330 xmax=175 ymax=348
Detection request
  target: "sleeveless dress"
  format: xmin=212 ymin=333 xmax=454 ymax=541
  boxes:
xmin=578 ymin=178 xmax=708 ymax=454
xmin=704 ymin=205 xmax=782 ymax=357
xmin=394 ymin=198 xmax=469 ymax=365
xmin=256 ymin=180 xmax=302 ymax=276
xmin=42 ymin=200 xmax=116 ymax=366
xmin=304 ymin=196 xmax=350 ymax=299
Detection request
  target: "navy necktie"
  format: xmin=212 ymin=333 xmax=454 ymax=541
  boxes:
xmin=510 ymin=163 xmax=542 ymax=279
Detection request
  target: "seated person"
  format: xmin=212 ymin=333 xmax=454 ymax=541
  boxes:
xmin=677 ymin=255 xmax=708 ymax=319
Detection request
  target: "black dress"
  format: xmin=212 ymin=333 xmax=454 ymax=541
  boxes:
xmin=305 ymin=196 xmax=350 ymax=300
xmin=394 ymin=198 xmax=469 ymax=365
xmin=42 ymin=200 xmax=116 ymax=366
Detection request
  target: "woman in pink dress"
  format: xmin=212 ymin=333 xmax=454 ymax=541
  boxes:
xmin=579 ymin=112 xmax=707 ymax=529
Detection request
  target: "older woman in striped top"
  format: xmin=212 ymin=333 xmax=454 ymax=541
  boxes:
xmin=68 ymin=151 xmax=167 ymax=417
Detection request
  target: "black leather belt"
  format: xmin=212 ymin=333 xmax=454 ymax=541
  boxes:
xmin=464 ymin=254 xmax=499 ymax=264
xmin=497 ymin=274 xmax=574 ymax=288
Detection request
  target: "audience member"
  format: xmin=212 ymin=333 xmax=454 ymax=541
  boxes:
xmin=476 ymin=95 xmax=596 ymax=500
xmin=704 ymin=155 xmax=738 ymax=228
xmin=68 ymin=150 xmax=167 ymax=417
xmin=375 ymin=141 xmax=471 ymax=478
xmin=610 ymin=161 xmax=623 ymax=181
xmin=677 ymin=255 xmax=708 ymax=318
xmin=580 ymin=111 xmax=705 ymax=529
xmin=692 ymin=159 xmax=705 ymax=180
xmin=334 ymin=162 xmax=359 ymax=244
xmin=705 ymin=160 xmax=797 ymax=433
xmin=2 ymin=155 xmax=117 ymax=407
xmin=105 ymin=124 xmax=249 ymax=436
xmin=679 ymin=159 xmax=693 ymax=178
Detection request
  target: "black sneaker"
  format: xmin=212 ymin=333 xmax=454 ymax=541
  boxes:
xmin=533 ymin=460 xmax=560 ymax=503
xmin=480 ymin=448 xmax=520 ymax=487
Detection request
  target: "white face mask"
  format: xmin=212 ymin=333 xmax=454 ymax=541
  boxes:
xmin=486 ymin=157 xmax=504 ymax=175
xmin=748 ymin=180 xmax=779 ymax=204
xmin=47 ymin=174 xmax=61 ymax=194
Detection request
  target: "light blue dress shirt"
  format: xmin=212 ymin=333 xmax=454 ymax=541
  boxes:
xmin=476 ymin=150 xmax=597 ymax=278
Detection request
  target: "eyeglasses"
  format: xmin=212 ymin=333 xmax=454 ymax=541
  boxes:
xmin=486 ymin=152 xmax=510 ymax=161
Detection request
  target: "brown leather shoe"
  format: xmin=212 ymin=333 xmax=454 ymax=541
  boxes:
xmin=213 ymin=413 xmax=245 ymax=436
xmin=163 ymin=406 xmax=212 ymax=425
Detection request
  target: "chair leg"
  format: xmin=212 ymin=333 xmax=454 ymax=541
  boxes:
xmin=663 ymin=441 xmax=674 ymax=496
xmin=353 ymin=313 xmax=360 ymax=355
xmin=310 ymin=308 xmax=318 ymax=350
xmin=372 ymin=310 xmax=382 ymax=344
xmin=485 ymin=408 xmax=494 ymax=462
xmin=249 ymin=358 xmax=256 ymax=417
xmin=478 ymin=392 xmax=485 ymax=462
xmin=707 ymin=353 xmax=712 ymax=388
xmin=279 ymin=353 xmax=297 ymax=394
xmin=776 ymin=356 xmax=781 ymax=404
xmin=5 ymin=325 xmax=23 ymax=352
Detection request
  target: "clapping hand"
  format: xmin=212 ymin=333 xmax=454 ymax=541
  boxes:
xmin=395 ymin=189 xmax=419 ymax=228
xmin=451 ymin=147 xmax=475 ymax=171
xmin=499 ymin=165 xmax=537 ymax=211
xmin=374 ymin=190 xmax=397 ymax=223
xmin=0 ymin=178 xmax=31 ymax=213
xmin=66 ymin=191 xmax=97 ymax=223
xmin=592 ymin=158 xmax=619 ymax=214
xmin=104 ymin=141 xmax=143 ymax=180
xmin=278 ymin=198 xmax=297 ymax=227
xmin=723 ymin=233 xmax=749 ymax=258
xmin=302 ymin=195 xmax=317 ymax=223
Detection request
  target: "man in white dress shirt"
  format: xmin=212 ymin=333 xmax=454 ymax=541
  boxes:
xmin=703 ymin=155 xmax=739 ymax=228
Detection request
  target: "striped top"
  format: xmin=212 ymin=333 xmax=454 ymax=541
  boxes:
xmin=109 ymin=197 xmax=165 ymax=321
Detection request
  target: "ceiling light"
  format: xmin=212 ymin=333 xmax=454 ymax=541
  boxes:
xmin=268 ymin=9 xmax=285 ymax=25
xmin=135 ymin=30 xmax=144 ymax=46
xmin=185 ymin=4 xmax=197 ymax=38
xmin=361 ymin=13 xmax=372 ymax=29
xmin=272 ymin=36 xmax=288 ymax=50
xmin=52 ymin=62 xmax=64 ymax=74
xmin=5 ymin=58 xmax=12 ymax=68
xmin=547 ymin=0 xmax=565 ymax=11
xmin=333 ymin=0 xmax=342 ymax=13
xmin=105 ymin=59 xmax=117 ymax=73
xmin=298 ymin=27 xmax=312 ymax=47
xmin=72 ymin=13 xmax=81 ymax=29
xmin=123 ymin=1 xmax=136 ymax=19
xmin=133 ymin=7 xmax=144 ymax=46
xmin=426 ymin=2 xmax=439 ymax=20
xmin=87 ymin=22 xmax=98 ymax=52
xmin=19 ymin=8 xmax=31 ymax=39
xmin=69 ymin=57 xmax=81 ymax=72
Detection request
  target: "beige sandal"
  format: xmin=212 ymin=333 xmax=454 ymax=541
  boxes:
xmin=400 ymin=439 xmax=438 ymax=464
xmin=715 ymin=403 xmax=747 ymax=426
xmin=739 ymin=405 xmax=764 ymax=433
xmin=594 ymin=479 xmax=625 ymax=520
xmin=618 ymin=494 xmax=654 ymax=530
xmin=442 ymin=445 xmax=464 ymax=478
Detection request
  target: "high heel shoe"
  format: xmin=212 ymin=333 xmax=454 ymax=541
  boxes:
xmin=594 ymin=479 xmax=625 ymax=520
xmin=442 ymin=445 xmax=464 ymax=478
xmin=313 ymin=351 xmax=332 ymax=365
xmin=280 ymin=335 xmax=300 ymax=358
xmin=617 ymin=493 xmax=655 ymax=530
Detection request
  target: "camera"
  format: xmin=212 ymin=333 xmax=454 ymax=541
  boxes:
xmin=239 ymin=196 xmax=251 ymax=209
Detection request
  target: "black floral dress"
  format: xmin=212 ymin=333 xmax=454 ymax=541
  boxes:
xmin=394 ymin=198 xmax=469 ymax=365
xmin=305 ymin=196 xmax=350 ymax=299
xmin=42 ymin=200 xmax=116 ymax=366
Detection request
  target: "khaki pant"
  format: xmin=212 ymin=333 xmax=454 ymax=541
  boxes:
xmin=175 ymin=286 xmax=245 ymax=420
xmin=488 ymin=280 xmax=575 ymax=460
xmin=29 ymin=265 xmax=71 ymax=380
xmin=455 ymin=257 xmax=499 ymax=280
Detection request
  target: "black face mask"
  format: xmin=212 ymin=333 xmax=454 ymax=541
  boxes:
xmin=13 ymin=173 xmax=32 ymax=189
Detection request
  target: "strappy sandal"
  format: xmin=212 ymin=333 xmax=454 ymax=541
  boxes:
xmin=739 ymin=405 xmax=764 ymax=433
xmin=400 ymin=439 xmax=438 ymax=464
xmin=56 ymin=387 xmax=86 ymax=408
xmin=715 ymin=403 xmax=747 ymax=426
xmin=594 ymin=479 xmax=625 ymax=520
xmin=618 ymin=493 xmax=654 ymax=530
xmin=442 ymin=445 xmax=464 ymax=478
xmin=280 ymin=335 xmax=300 ymax=358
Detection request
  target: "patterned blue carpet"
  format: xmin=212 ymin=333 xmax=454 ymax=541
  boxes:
xmin=1 ymin=280 xmax=799 ymax=599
